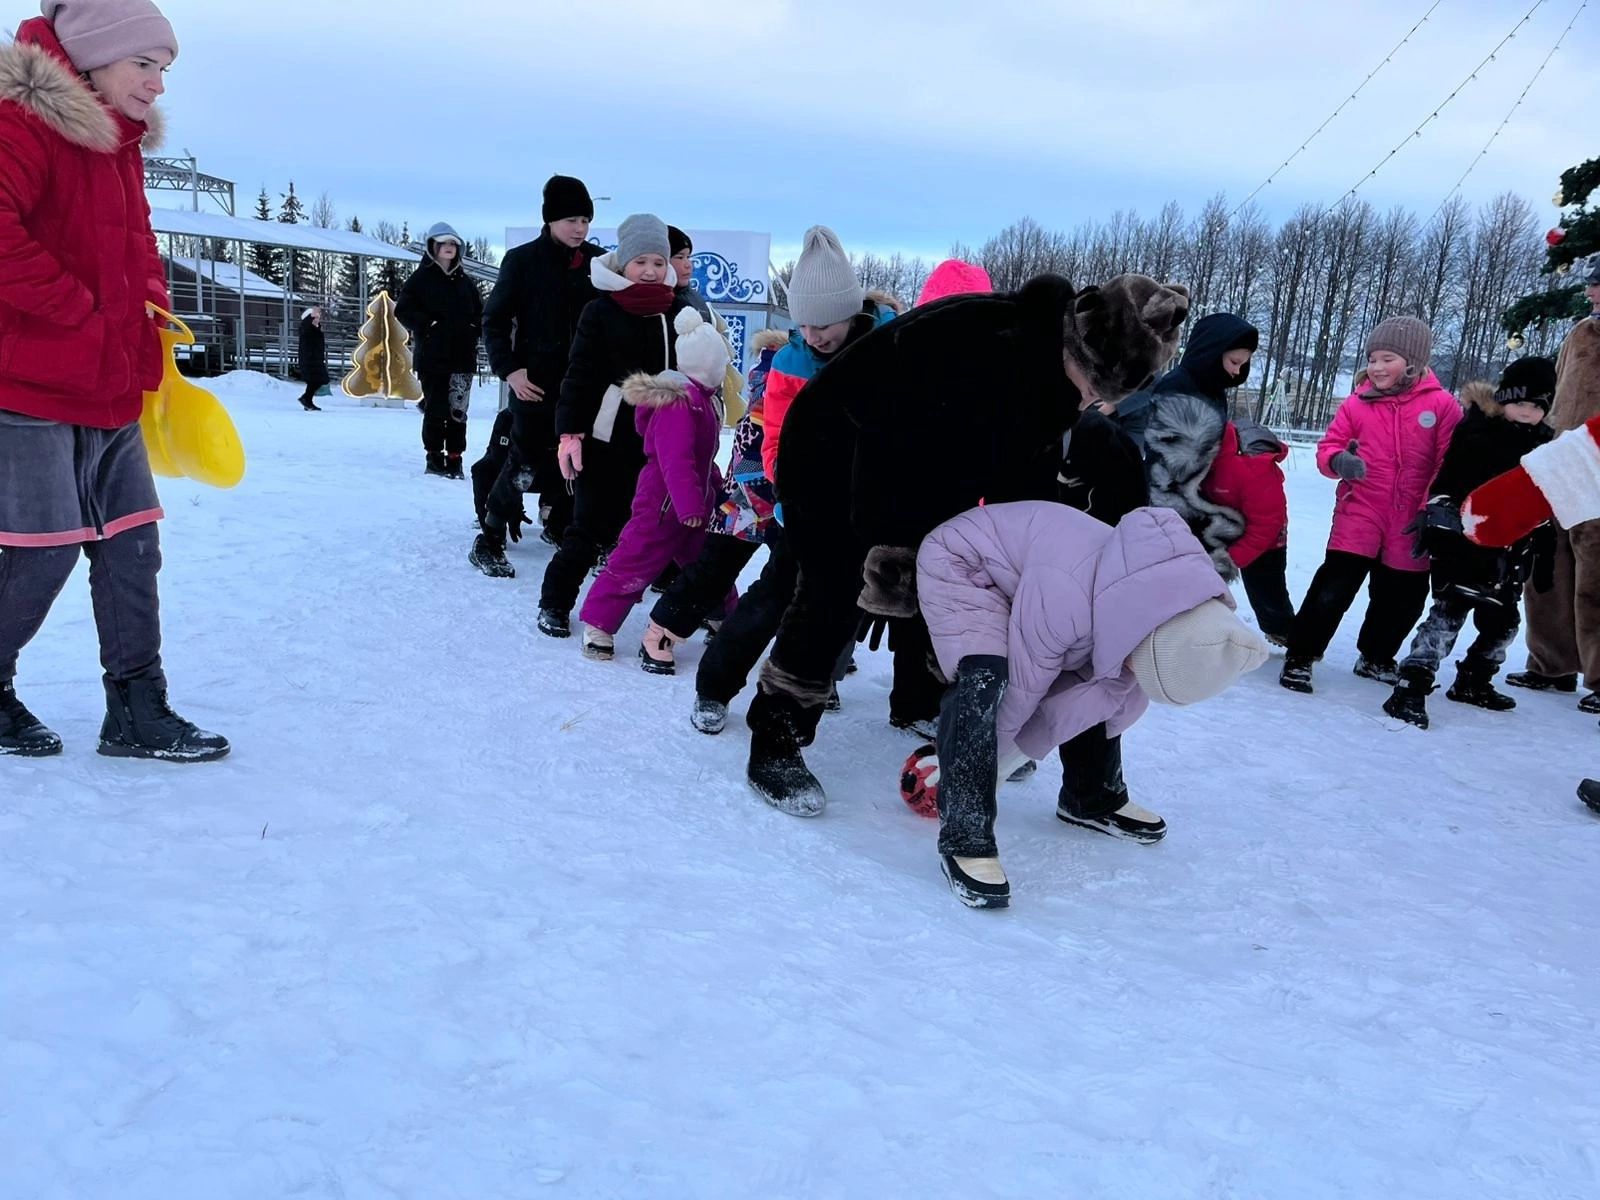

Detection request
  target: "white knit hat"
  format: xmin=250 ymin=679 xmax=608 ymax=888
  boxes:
xmin=1128 ymin=598 xmax=1270 ymax=706
xmin=670 ymin=308 xmax=730 ymax=388
xmin=785 ymin=225 xmax=863 ymax=327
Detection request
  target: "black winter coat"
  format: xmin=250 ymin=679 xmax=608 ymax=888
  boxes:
xmin=555 ymin=292 xmax=689 ymax=455
xmin=1058 ymin=408 xmax=1151 ymax=525
xmin=396 ymin=256 xmax=484 ymax=376
xmin=297 ymin=315 xmax=328 ymax=387
xmin=1425 ymin=401 xmax=1555 ymax=594
xmin=776 ymin=274 xmax=1084 ymax=548
xmin=483 ymin=232 xmax=603 ymax=392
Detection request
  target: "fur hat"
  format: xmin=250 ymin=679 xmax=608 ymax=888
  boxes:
xmin=785 ymin=225 xmax=863 ymax=327
xmin=43 ymin=0 xmax=177 ymax=71
xmin=542 ymin=175 xmax=593 ymax=224
xmin=1495 ymin=356 xmax=1557 ymax=412
xmin=1067 ymin=274 xmax=1191 ymax=403
xmin=1128 ymin=597 xmax=1270 ymax=706
xmin=1365 ymin=316 xmax=1433 ymax=369
xmin=1579 ymin=255 xmax=1600 ymax=287
xmin=615 ymin=213 xmax=670 ymax=267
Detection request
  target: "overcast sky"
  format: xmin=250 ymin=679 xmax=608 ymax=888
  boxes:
xmin=117 ymin=0 xmax=1595 ymax=261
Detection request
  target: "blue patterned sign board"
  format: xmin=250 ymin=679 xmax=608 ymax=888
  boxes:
xmin=506 ymin=227 xmax=774 ymax=369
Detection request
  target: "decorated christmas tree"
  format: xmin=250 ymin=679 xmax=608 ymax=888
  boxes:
xmin=342 ymin=290 xmax=421 ymax=404
xmin=1502 ymin=157 xmax=1600 ymax=345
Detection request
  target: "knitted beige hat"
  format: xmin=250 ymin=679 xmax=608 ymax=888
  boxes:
xmin=43 ymin=0 xmax=177 ymax=71
xmin=1128 ymin=598 xmax=1270 ymax=706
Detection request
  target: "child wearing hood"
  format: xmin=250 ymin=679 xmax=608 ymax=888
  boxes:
xmin=1279 ymin=317 xmax=1462 ymax=693
xmin=396 ymin=222 xmax=483 ymax=479
xmin=577 ymin=310 xmax=737 ymax=666
xmin=904 ymin=502 xmax=1269 ymax=908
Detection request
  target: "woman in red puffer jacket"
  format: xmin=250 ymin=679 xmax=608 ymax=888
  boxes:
xmin=0 ymin=1 xmax=227 ymax=762
xmin=1203 ymin=419 xmax=1293 ymax=644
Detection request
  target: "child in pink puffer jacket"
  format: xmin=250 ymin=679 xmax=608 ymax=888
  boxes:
xmin=1279 ymin=317 xmax=1461 ymax=694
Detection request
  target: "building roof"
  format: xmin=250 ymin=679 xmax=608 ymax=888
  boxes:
xmin=164 ymin=256 xmax=292 ymax=298
xmin=149 ymin=207 xmax=418 ymax=261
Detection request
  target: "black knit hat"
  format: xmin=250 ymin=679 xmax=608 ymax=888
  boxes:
xmin=1495 ymin=356 xmax=1557 ymax=412
xmin=542 ymin=175 xmax=593 ymax=224
xmin=668 ymin=225 xmax=693 ymax=257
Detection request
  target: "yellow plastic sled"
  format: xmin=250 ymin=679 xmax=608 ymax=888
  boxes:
xmin=140 ymin=307 xmax=246 ymax=489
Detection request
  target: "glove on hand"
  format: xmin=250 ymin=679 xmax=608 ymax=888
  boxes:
xmin=1330 ymin=439 xmax=1366 ymax=482
xmin=858 ymin=545 xmax=919 ymax=620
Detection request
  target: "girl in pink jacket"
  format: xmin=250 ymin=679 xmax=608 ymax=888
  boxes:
xmin=907 ymin=503 xmax=1269 ymax=909
xmin=1279 ymin=317 xmax=1462 ymax=694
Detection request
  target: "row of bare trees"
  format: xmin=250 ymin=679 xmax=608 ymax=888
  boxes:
xmin=777 ymin=192 xmax=1562 ymax=432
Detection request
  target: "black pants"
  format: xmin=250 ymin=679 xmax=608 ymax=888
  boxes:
xmin=0 ymin=525 xmax=164 ymax=686
xmin=509 ymin=393 xmax=571 ymax=529
xmin=1288 ymin=550 xmax=1431 ymax=664
xmin=1400 ymin=588 xmax=1521 ymax=685
xmin=420 ymin=371 xmax=468 ymax=456
xmin=1240 ymin=547 xmax=1295 ymax=642
xmin=474 ymin=410 xmax=574 ymax=541
xmin=887 ymin=612 xmax=946 ymax=725
xmin=1056 ymin=724 xmax=1127 ymax=820
xmin=538 ymin=439 xmax=643 ymax=614
xmin=653 ymin=532 xmax=759 ymax=641
xmin=698 ymin=532 xmax=794 ymax=705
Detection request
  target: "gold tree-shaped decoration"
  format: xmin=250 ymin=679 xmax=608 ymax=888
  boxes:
xmin=342 ymin=290 xmax=422 ymax=402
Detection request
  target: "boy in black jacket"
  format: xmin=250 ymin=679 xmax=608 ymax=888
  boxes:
xmin=1384 ymin=358 xmax=1557 ymax=728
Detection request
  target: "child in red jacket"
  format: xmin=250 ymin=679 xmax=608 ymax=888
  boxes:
xmin=1203 ymin=419 xmax=1293 ymax=644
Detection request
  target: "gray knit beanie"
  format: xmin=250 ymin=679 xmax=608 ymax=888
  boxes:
xmin=614 ymin=214 xmax=670 ymax=268
xmin=785 ymin=225 xmax=863 ymax=327
xmin=42 ymin=0 xmax=177 ymax=72
xmin=1365 ymin=316 xmax=1433 ymax=370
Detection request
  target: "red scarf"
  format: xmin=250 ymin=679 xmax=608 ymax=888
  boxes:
xmin=611 ymin=283 xmax=676 ymax=316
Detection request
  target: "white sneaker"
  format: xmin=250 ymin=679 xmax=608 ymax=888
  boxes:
xmin=1056 ymin=797 xmax=1167 ymax=843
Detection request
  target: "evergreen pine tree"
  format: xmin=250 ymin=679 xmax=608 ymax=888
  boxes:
xmin=1503 ymin=158 xmax=1600 ymax=344
xmin=278 ymin=181 xmax=315 ymax=300
xmin=336 ymin=215 xmax=364 ymax=301
xmin=248 ymin=187 xmax=280 ymax=283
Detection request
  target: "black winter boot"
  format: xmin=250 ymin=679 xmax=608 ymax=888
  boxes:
xmin=1446 ymin=661 xmax=1516 ymax=712
xmin=1506 ymin=670 xmax=1577 ymax=693
xmin=746 ymin=688 xmax=826 ymax=817
xmin=0 ymin=680 xmax=62 ymax=757
xmin=690 ymin=696 xmax=727 ymax=735
xmin=444 ymin=453 xmax=465 ymax=480
xmin=1383 ymin=667 xmax=1434 ymax=729
xmin=98 ymin=678 xmax=229 ymax=762
xmin=1279 ymin=656 xmax=1314 ymax=694
xmin=537 ymin=607 xmax=571 ymax=639
xmin=468 ymin=532 xmax=515 ymax=579
xmin=1353 ymin=656 xmax=1401 ymax=685
xmin=425 ymin=451 xmax=448 ymax=477
xmin=1579 ymin=779 xmax=1600 ymax=814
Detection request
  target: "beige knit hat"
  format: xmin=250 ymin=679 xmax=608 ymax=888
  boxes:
xmin=43 ymin=0 xmax=177 ymax=72
xmin=1128 ymin=598 xmax=1270 ymax=706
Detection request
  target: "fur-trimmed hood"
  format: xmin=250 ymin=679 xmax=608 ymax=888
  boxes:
xmin=750 ymin=328 xmax=788 ymax=353
xmin=2 ymin=19 xmax=165 ymax=153
xmin=1459 ymin=380 xmax=1500 ymax=419
xmin=622 ymin=369 xmax=702 ymax=409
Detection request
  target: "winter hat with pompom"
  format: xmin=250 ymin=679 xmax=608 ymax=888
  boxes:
xmin=669 ymin=308 xmax=730 ymax=389
xmin=915 ymin=259 xmax=993 ymax=306
xmin=785 ymin=225 xmax=863 ymax=327
xmin=42 ymin=0 xmax=177 ymax=72
xmin=1128 ymin=597 xmax=1270 ymax=706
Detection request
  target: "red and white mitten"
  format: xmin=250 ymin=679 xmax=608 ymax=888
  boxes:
xmin=1464 ymin=413 xmax=1600 ymax=546
xmin=899 ymin=744 xmax=940 ymax=819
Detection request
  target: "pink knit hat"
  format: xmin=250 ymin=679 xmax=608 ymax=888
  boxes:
xmin=42 ymin=0 xmax=178 ymax=72
xmin=915 ymin=260 xmax=993 ymax=307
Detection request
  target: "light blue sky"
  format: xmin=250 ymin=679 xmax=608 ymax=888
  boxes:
xmin=130 ymin=0 xmax=1595 ymax=260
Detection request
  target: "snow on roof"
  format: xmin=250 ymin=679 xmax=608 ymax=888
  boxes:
xmin=149 ymin=207 xmax=418 ymax=261
xmin=164 ymin=256 xmax=289 ymax=298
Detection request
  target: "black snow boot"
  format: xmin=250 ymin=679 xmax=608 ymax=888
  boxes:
xmin=1506 ymin=670 xmax=1578 ymax=693
xmin=0 ymin=680 xmax=62 ymax=757
xmin=1383 ymin=668 xmax=1434 ymax=729
xmin=1579 ymin=779 xmax=1600 ymax=814
xmin=98 ymin=678 xmax=229 ymax=762
xmin=746 ymin=688 xmax=827 ymax=817
xmin=1353 ymin=656 xmax=1401 ymax=686
xmin=425 ymin=451 xmax=448 ymax=477
xmin=444 ymin=453 xmax=465 ymax=480
xmin=537 ymin=607 xmax=571 ymax=639
xmin=1580 ymin=691 xmax=1600 ymax=715
xmin=1279 ymin=656 xmax=1314 ymax=694
xmin=1446 ymin=661 xmax=1516 ymax=712
xmin=468 ymin=532 xmax=515 ymax=579
xmin=690 ymin=696 xmax=727 ymax=735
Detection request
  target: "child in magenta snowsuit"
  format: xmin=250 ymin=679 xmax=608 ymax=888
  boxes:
xmin=578 ymin=308 xmax=735 ymax=670
xmin=1280 ymin=316 xmax=1462 ymax=692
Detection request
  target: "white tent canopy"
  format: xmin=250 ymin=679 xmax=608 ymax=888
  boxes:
xmin=149 ymin=206 xmax=417 ymax=261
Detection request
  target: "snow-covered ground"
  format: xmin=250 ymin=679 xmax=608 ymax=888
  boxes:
xmin=4 ymin=374 xmax=1596 ymax=1200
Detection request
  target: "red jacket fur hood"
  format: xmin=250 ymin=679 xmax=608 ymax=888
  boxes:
xmin=0 ymin=18 xmax=166 ymax=428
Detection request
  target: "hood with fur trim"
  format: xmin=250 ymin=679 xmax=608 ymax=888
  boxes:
xmin=2 ymin=18 xmax=164 ymax=153
xmin=750 ymin=328 xmax=788 ymax=353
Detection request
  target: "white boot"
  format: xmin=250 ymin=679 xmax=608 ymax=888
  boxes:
xmin=582 ymin=626 xmax=614 ymax=661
